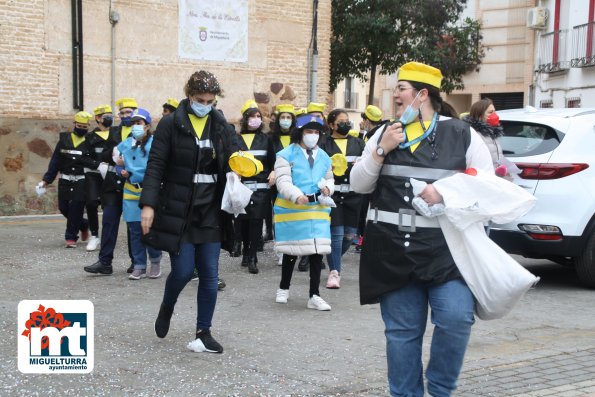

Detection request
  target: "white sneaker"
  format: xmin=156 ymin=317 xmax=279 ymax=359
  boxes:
xmin=276 ymin=288 xmax=289 ymax=303
xmin=86 ymin=236 xmax=100 ymax=252
xmin=307 ymin=295 xmax=331 ymax=311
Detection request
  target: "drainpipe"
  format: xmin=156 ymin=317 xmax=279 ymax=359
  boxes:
xmin=308 ymin=0 xmax=319 ymax=103
xmin=109 ymin=2 xmax=119 ymax=111
xmin=71 ymin=0 xmax=83 ymax=110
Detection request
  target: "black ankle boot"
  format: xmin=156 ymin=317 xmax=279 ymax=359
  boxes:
xmin=241 ymin=255 xmax=249 ymax=267
xmin=154 ymin=304 xmax=174 ymax=338
xmin=230 ymin=240 xmax=241 ymax=257
xmin=83 ymin=260 xmax=113 ymax=275
xmin=248 ymin=257 xmax=259 ymax=274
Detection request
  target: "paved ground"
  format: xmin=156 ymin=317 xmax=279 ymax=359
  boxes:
xmin=1 ymin=215 xmax=595 ymax=396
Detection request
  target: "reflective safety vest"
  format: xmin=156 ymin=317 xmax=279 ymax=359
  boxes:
xmin=273 ymin=144 xmax=332 ymax=255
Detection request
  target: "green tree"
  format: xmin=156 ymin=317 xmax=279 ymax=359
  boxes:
xmin=330 ymin=0 xmax=484 ymax=104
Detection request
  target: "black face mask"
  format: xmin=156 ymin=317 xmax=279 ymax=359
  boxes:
xmin=73 ymin=127 xmax=88 ymax=137
xmin=336 ymin=122 xmax=351 ymax=135
xmin=102 ymin=116 xmax=113 ymax=128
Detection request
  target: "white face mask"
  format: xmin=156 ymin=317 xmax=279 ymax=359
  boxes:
xmin=303 ymin=133 xmax=319 ymax=149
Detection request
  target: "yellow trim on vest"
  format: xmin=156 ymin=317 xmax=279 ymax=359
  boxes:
xmin=121 ymin=126 xmax=132 ymax=141
xmin=188 ymin=113 xmax=208 ymax=139
xmin=124 ymin=182 xmax=142 ymax=193
xmin=95 ymin=129 xmax=109 ymax=140
xmin=71 ymin=133 xmax=85 ymax=148
xmin=280 ymin=135 xmax=290 ymax=148
xmin=275 ymin=197 xmax=326 ymax=211
xmin=274 ymin=212 xmax=330 ymax=223
xmin=405 ymin=121 xmax=432 ymax=152
xmin=241 ymin=133 xmax=255 ymax=149
xmin=123 ymin=193 xmax=140 ymax=200
xmin=335 ymin=138 xmax=348 ymax=155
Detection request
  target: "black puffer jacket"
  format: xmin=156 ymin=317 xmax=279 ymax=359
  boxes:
xmin=140 ymin=99 xmax=239 ymax=253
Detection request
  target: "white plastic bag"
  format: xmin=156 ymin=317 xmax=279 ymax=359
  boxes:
xmin=439 ymin=219 xmax=539 ymax=320
xmin=317 ymin=178 xmax=336 ymax=207
xmin=35 ymin=182 xmax=47 ymax=197
xmin=433 ymin=170 xmax=539 ymax=320
xmin=97 ymin=163 xmax=109 ymax=179
xmin=221 ymin=172 xmax=253 ymax=217
xmin=410 ymin=178 xmax=445 ymax=217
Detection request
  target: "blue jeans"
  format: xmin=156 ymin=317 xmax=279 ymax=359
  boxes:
xmin=379 ymin=279 xmax=475 ymax=397
xmin=162 ymin=242 xmax=220 ymax=330
xmin=127 ymin=222 xmax=161 ymax=269
xmin=326 ymin=225 xmax=358 ymax=273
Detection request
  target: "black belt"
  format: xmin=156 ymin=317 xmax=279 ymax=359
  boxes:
xmin=306 ymin=192 xmax=322 ymax=203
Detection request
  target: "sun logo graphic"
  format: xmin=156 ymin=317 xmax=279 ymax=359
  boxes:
xmin=18 ymin=300 xmax=94 ymax=373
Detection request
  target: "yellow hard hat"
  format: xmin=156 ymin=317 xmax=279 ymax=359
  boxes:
xmin=164 ymin=98 xmax=179 ymax=109
xmin=348 ymin=129 xmax=359 ymax=138
xmin=228 ymin=151 xmax=264 ymax=177
xmin=398 ymin=61 xmax=443 ymax=89
xmin=74 ymin=111 xmax=93 ymax=124
xmin=363 ymin=105 xmax=383 ymax=122
xmin=276 ymin=104 xmax=295 ymax=115
xmin=115 ymin=97 xmax=138 ymax=109
xmin=241 ymin=99 xmax=258 ymax=115
xmin=331 ymin=153 xmax=348 ymax=177
xmin=295 ymin=107 xmax=307 ymax=116
xmin=93 ymin=104 xmax=112 ymax=116
xmin=307 ymin=102 xmax=326 ymax=114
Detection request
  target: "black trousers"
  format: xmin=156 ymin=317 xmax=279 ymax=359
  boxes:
xmin=85 ymin=200 xmax=100 ymax=236
xmin=279 ymin=254 xmax=323 ymax=297
xmin=98 ymin=204 xmax=122 ymax=266
xmin=241 ymin=218 xmax=263 ymax=259
xmin=59 ymin=199 xmax=88 ymax=241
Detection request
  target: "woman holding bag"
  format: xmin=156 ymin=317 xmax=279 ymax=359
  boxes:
xmin=351 ymin=62 xmax=493 ymax=396
xmin=140 ymin=70 xmax=239 ymax=353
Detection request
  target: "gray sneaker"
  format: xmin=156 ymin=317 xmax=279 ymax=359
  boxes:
xmin=148 ymin=263 xmax=161 ymax=279
xmin=129 ymin=268 xmax=146 ymax=280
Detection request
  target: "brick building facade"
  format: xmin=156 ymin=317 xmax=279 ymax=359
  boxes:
xmin=0 ymin=0 xmax=331 ymax=214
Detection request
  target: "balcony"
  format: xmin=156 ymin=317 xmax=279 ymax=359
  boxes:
xmin=537 ymin=30 xmax=570 ymax=73
xmin=571 ymin=22 xmax=595 ymax=68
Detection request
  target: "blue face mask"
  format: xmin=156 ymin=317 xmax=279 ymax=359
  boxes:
xmin=131 ymin=124 xmax=146 ymax=140
xmin=279 ymin=119 xmax=292 ymax=131
xmin=399 ymin=91 xmax=423 ymax=125
xmin=120 ymin=116 xmax=132 ymax=127
xmin=191 ymin=101 xmax=212 ymax=118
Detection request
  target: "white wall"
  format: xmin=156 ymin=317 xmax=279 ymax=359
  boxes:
xmin=534 ymin=0 xmax=595 ymax=107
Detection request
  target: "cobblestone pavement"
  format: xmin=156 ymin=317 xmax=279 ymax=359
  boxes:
xmin=1 ymin=215 xmax=595 ymax=396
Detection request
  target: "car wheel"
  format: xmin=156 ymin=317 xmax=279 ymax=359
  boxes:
xmin=575 ymin=231 xmax=595 ymax=288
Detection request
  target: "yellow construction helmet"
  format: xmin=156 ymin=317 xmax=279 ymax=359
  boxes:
xmin=74 ymin=111 xmax=93 ymax=124
xmin=331 ymin=153 xmax=348 ymax=177
xmin=240 ymin=99 xmax=258 ymax=115
xmin=228 ymin=151 xmax=264 ymax=177
xmin=276 ymin=104 xmax=295 ymax=115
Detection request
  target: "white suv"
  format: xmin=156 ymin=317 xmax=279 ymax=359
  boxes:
xmin=490 ymin=107 xmax=595 ymax=287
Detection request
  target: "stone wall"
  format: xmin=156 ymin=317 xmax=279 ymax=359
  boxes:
xmin=0 ymin=0 xmax=331 ymax=214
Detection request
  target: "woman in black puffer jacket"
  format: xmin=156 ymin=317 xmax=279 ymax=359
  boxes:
xmin=139 ymin=70 xmax=239 ymax=354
